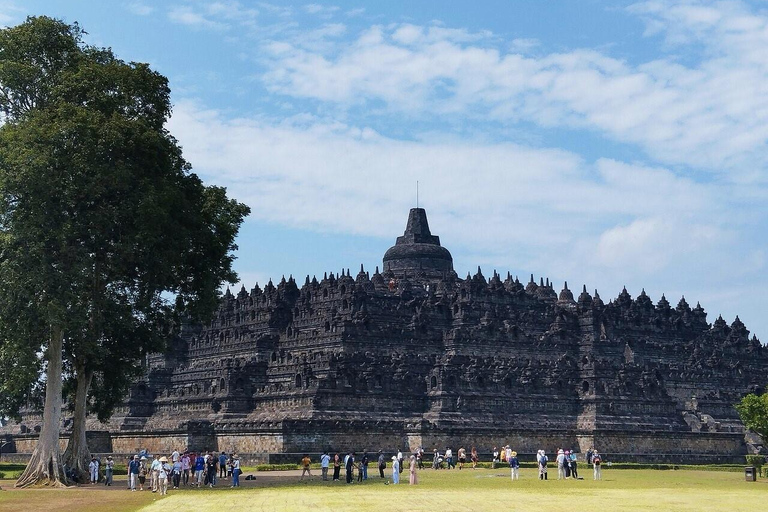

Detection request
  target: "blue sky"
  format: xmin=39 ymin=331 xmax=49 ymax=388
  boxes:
xmin=5 ymin=1 xmax=768 ymax=340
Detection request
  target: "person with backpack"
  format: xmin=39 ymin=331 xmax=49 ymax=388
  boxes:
xmin=592 ymin=450 xmax=602 ymax=480
xmin=537 ymin=450 xmax=548 ymax=480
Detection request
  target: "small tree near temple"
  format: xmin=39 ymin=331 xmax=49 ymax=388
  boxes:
xmin=0 ymin=16 xmax=250 ymax=487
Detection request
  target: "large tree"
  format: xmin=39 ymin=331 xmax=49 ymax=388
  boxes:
xmin=0 ymin=16 xmax=250 ymax=487
xmin=735 ymin=388 xmax=768 ymax=441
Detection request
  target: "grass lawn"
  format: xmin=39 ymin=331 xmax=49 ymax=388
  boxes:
xmin=1 ymin=467 xmax=764 ymax=512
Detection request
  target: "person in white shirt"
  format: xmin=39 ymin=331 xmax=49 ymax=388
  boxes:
xmin=320 ymin=451 xmax=331 ymax=481
xmin=556 ymin=449 xmax=566 ymax=480
xmin=445 ymin=448 xmax=453 ymax=469
xmin=88 ymin=457 xmax=99 ymax=484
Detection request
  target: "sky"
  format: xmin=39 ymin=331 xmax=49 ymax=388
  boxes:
xmin=4 ymin=0 xmax=768 ymax=340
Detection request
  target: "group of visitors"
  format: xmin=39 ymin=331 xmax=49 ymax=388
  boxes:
xmin=308 ymin=450 xmax=419 ymax=485
xmin=536 ymin=448 xmax=603 ymax=480
xmin=429 ymin=446 xmax=479 ymax=470
xmin=126 ymin=449 xmax=242 ymax=493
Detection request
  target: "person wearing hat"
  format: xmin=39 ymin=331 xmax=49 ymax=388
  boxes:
xmin=509 ymin=451 xmax=519 ymax=480
xmin=89 ymin=456 xmax=99 ymax=484
xmin=556 ymin=449 xmax=566 ymax=480
xmin=158 ymin=456 xmax=170 ymax=495
xmin=150 ymin=454 xmax=162 ymax=492
xmin=104 ymin=456 xmax=114 ymax=486
xmin=128 ymin=455 xmax=140 ymax=491
xmin=230 ymin=454 xmax=241 ymax=487
xmin=390 ymin=455 xmax=399 ymax=484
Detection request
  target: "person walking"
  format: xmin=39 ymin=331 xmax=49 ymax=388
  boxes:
xmin=128 ymin=455 xmax=140 ymax=491
xmin=409 ymin=455 xmax=418 ymax=485
xmin=592 ymin=451 xmax=602 ymax=480
xmin=194 ymin=452 xmax=205 ymax=487
xmin=569 ymin=450 xmax=578 ymax=479
xmin=470 ymin=447 xmax=478 ymax=469
xmin=104 ymin=456 xmax=114 ymax=486
xmin=150 ymin=454 xmax=161 ymax=492
xmin=301 ymin=454 xmax=312 ymax=480
xmin=445 ymin=447 xmax=453 ymax=469
xmin=321 ymin=451 xmax=331 ymax=481
xmin=397 ymin=449 xmax=403 ymax=474
xmin=138 ymin=456 xmax=148 ymax=490
xmin=492 ymin=447 xmax=499 ymax=469
xmin=158 ymin=457 xmax=170 ymax=495
xmin=172 ymin=458 xmax=182 ymax=489
xmin=509 ymin=451 xmax=520 ymax=480
xmin=181 ymin=452 xmax=191 ymax=486
xmin=333 ymin=452 xmax=341 ymax=481
xmin=391 ymin=456 xmax=400 ymax=484
xmin=457 ymin=447 xmax=466 ymax=469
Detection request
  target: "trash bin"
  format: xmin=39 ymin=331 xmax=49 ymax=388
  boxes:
xmin=745 ymin=466 xmax=757 ymax=481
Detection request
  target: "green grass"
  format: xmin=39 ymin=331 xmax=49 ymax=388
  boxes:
xmin=2 ymin=467 xmax=765 ymax=512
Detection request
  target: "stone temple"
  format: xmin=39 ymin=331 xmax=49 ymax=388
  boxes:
xmin=5 ymin=208 xmax=767 ymax=462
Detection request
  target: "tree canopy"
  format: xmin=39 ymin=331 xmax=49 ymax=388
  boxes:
xmin=0 ymin=16 xmax=250 ymax=486
xmin=735 ymin=389 xmax=768 ymax=440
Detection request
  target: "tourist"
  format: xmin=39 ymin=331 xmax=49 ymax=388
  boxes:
xmin=158 ymin=456 xmax=170 ymax=495
xmin=509 ymin=451 xmax=519 ymax=480
xmin=301 ymin=454 xmax=312 ymax=480
xmin=172 ymin=457 xmax=182 ymax=489
xmin=181 ymin=451 xmax=191 ymax=486
xmin=492 ymin=447 xmax=499 ymax=469
xmin=171 ymin=449 xmax=180 ymax=465
xmin=360 ymin=451 xmax=369 ymax=480
xmin=104 ymin=456 xmax=114 ymax=486
xmin=391 ymin=456 xmax=399 ymax=484
xmin=128 ymin=455 xmax=140 ymax=491
xmin=409 ymin=455 xmax=418 ymax=485
xmin=457 ymin=447 xmax=466 ymax=469
xmin=345 ymin=452 xmax=355 ymax=484
xmin=445 ymin=447 xmax=453 ymax=469
xmin=333 ymin=452 xmax=341 ymax=481
xmin=432 ymin=449 xmax=440 ymax=469
xmin=397 ymin=449 xmax=403 ymax=474
xmin=417 ymin=448 xmax=424 ymax=470
xmin=470 ymin=447 xmax=478 ymax=469
xmin=586 ymin=448 xmax=593 ymax=465
xmin=556 ymin=449 xmax=566 ymax=480
xmin=378 ymin=450 xmax=386 ymax=478
xmin=150 ymin=454 xmax=161 ymax=492
xmin=89 ymin=456 xmax=99 ymax=484
xmin=505 ymin=445 xmax=512 ymax=464
xmin=231 ymin=454 xmax=241 ymax=487
xmin=219 ymin=452 xmax=228 ymax=479
xmin=569 ymin=450 xmax=578 ymax=479
xmin=321 ymin=451 xmax=331 ymax=481
xmin=592 ymin=451 xmax=602 ymax=480
xmin=138 ymin=456 xmax=148 ymax=490
xmin=537 ymin=450 xmax=548 ymax=480
xmin=564 ymin=450 xmax=572 ymax=479
xmin=194 ymin=452 xmax=205 ymax=487
xmin=206 ymin=452 xmax=217 ymax=486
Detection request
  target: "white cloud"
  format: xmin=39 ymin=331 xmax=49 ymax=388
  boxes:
xmin=303 ymin=4 xmax=340 ymax=18
xmin=167 ymin=1 xmax=260 ymax=31
xmin=256 ymin=3 xmax=768 ymax=179
xmin=126 ymin=2 xmax=154 ymax=16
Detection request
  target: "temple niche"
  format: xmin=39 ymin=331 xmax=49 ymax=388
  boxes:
xmin=5 ymin=208 xmax=766 ymax=463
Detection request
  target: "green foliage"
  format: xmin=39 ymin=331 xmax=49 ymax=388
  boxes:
xmin=745 ymin=455 xmax=765 ymax=469
xmin=0 ymin=15 xmax=250 ymax=422
xmin=735 ymin=388 xmax=768 ymax=441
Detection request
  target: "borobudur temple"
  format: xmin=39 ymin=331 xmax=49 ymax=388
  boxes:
xmin=5 ymin=208 xmax=766 ymax=463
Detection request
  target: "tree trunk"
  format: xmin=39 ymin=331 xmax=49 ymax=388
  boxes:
xmin=62 ymin=363 xmax=94 ymax=483
xmin=15 ymin=326 xmax=68 ymax=488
